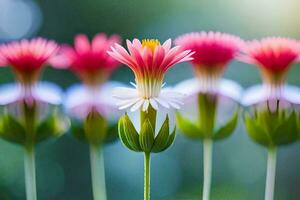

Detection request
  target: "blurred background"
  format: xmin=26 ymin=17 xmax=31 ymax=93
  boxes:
xmin=0 ymin=0 xmax=300 ymax=199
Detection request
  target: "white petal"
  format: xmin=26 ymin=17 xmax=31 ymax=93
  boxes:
xmin=130 ymin=99 xmax=144 ymax=112
xmin=149 ymin=98 xmax=159 ymax=110
xmin=174 ymin=78 xmax=200 ymax=96
xmin=218 ymin=79 xmax=243 ymax=102
xmin=34 ymin=82 xmax=63 ymax=105
xmin=241 ymin=85 xmax=266 ymax=106
xmin=282 ymin=85 xmax=300 ymax=105
xmin=142 ymin=99 xmax=150 ymax=111
xmin=112 ymin=87 xmax=139 ymax=100
xmin=0 ymin=84 xmax=21 ymax=105
xmin=119 ymin=98 xmax=140 ymax=110
xmin=154 ymin=97 xmax=170 ymax=108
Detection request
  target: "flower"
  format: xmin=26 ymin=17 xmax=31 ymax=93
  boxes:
xmin=239 ymin=37 xmax=300 ymax=106
xmin=239 ymin=37 xmax=300 ymax=87
xmin=51 ymin=33 xmax=121 ymax=85
xmin=174 ymin=31 xmax=243 ymax=96
xmin=0 ymin=38 xmax=59 ymax=85
xmin=174 ymin=32 xmax=243 ymax=85
xmin=107 ymin=38 xmax=194 ymax=112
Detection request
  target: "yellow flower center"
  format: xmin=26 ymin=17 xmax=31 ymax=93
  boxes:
xmin=142 ymin=39 xmax=160 ymax=53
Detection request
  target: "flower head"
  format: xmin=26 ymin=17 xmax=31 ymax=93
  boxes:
xmin=175 ymin=32 xmax=243 ymax=79
xmin=0 ymin=38 xmax=58 ymax=85
xmin=239 ymin=37 xmax=300 ymax=86
xmin=108 ymin=38 xmax=194 ymax=111
xmin=51 ymin=33 xmax=121 ymax=85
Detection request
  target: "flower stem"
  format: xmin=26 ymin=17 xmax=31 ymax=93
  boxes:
xmin=144 ymin=152 xmax=151 ymax=200
xmin=24 ymin=145 xmax=37 ymax=200
xmin=202 ymin=139 xmax=213 ymax=200
xmin=89 ymin=145 xmax=107 ymax=200
xmin=265 ymin=147 xmax=277 ymax=200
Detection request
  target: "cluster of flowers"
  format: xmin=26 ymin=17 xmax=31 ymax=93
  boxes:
xmin=0 ymin=32 xmax=299 ymax=200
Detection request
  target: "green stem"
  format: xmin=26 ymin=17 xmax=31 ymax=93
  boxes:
xmin=202 ymin=139 xmax=213 ymax=200
xmin=265 ymin=147 xmax=277 ymax=200
xmin=144 ymin=152 xmax=151 ymax=200
xmin=24 ymin=145 xmax=37 ymax=200
xmin=89 ymin=145 xmax=107 ymax=200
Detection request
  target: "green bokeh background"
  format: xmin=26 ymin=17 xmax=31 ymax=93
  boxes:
xmin=0 ymin=0 xmax=300 ymax=199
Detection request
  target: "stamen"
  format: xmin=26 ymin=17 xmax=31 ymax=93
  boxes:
xmin=142 ymin=39 xmax=160 ymax=52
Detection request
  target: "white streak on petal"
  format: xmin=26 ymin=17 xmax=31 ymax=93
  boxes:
xmin=143 ymin=99 xmax=150 ymax=111
xmin=149 ymin=98 xmax=158 ymax=110
xmin=241 ymin=85 xmax=265 ymax=106
xmin=154 ymin=97 xmax=170 ymax=108
xmin=130 ymin=99 xmax=144 ymax=112
xmin=112 ymin=87 xmax=138 ymax=100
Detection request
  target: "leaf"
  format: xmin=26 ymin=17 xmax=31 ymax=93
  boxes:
xmin=118 ymin=114 xmax=141 ymax=151
xmin=152 ymin=115 xmax=170 ymax=153
xmin=0 ymin=114 xmax=26 ymax=145
xmin=244 ymin=112 xmax=272 ymax=147
xmin=213 ymin=110 xmax=239 ymax=141
xmin=139 ymin=119 xmax=155 ymax=152
xmin=176 ymin=112 xmax=203 ymax=139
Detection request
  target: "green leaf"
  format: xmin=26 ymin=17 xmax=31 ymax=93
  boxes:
xmin=118 ymin=114 xmax=141 ymax=151
xmin=176 ymin=112 xmax=203 ymax=139
xmin=0 ymin=114 xmax=26 ymax=145
xmin=244 ymin=112 xmax=272 ymax=147
xmin=273 ymin=111 xmax=298 ymax=145
xmin=139 ymin=119 xmax=155 ymax=152
xmin=213 ymin=110 xmax=239 ymax=141
xmin=152 ymin=115 xmax=170 ymax=153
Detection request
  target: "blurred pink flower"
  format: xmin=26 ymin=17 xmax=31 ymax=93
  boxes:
xmin=0 ymin=38 xmax=58 ymax=85
xmin=51 ymin=33 xmax=121 ymax=85
xmin=175 ymin=32 xmax=243 ymax=77
xmin=239 ymin=37 xmax=300 ymax=106
xmin=239 ymin=37 xmax=300 ymax=85
xmin=108 ymin=38 xmax=194 ymax=111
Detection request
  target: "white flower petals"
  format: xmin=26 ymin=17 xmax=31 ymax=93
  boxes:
xmin=113 ymin=86 xmax=184 ymax=112
xmin=242 ymin=84 xmax=300 ymax=106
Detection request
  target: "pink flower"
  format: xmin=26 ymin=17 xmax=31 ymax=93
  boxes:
xmin=240 ymin=37 xmax=300 ymax=106
xmin=175 ymin=32 xmax=243 ymax=95
xmin=175 ymin=32 xmax=243 ymax=75
xmin=239 ymin=37 xmax=300 ymax=86
xmin=51 ymin=33 xmax=121 ymax=85
xmin=0 ymin=38 xmax=58 ymax=85
xmin=107 ymin=38 xmax=194 ymax=111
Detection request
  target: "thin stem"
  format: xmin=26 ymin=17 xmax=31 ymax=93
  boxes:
xmin=24 ymin=145 xmax=37 ymax=200
xmin=265 ymin=147 xmax=277 ymax=200
xmin=202 ymin=139 xmax=213 ymax=200
xmin=89 ymin=145 xmax=107 ymax=200
xmin=144 ymin=152 xmax=151 ymax=200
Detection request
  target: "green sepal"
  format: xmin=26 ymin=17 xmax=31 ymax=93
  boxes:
xmin=0 ymin=114 xmax=26 ymax=145
xmin=151 ymin=115 xmax=172 ymax=153
xmin=139 ymin=119 xmax=155 ymax=152
xmin=213 ymin=109 xmax=239 ymax=140
xmin=35 ymin=114 xmax=69 ymax=143
xmin=160 ymin=126 xmax=176 ymax=152
xmin=244 ymin=112 xmax=272 ymax=146
xmin=118 ymin=113 xmax=141 ymax=151
xmin=272 ymin=111 xmax=298 ymax=145
xmin=176 ymin=112 xmax=203 ymax=139
xmin=83 ymin=112 xmax=107 ymax=146
xmin=243 ymin=108 xmax=300 ymax=147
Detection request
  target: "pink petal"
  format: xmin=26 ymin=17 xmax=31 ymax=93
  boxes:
xmin=74 ymin=34 xmax=91 ymax=54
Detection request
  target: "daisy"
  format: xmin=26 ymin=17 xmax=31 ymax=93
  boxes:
xmin=107 ymin=38 xmax=194 ymax=112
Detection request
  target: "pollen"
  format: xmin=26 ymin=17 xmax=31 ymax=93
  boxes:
xmin=142 ymin=39 xmax=160 ymax=52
